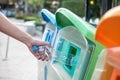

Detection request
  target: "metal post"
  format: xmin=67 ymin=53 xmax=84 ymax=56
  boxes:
xmin=24 ymin=0 xmax=28 ymax=15
xmin=85 ymin=0 xmax=90 ymax=22
xmin=101 ymin=0 xmax=112 ymax=16
xmin=3 ymin=36 xmax=10 ymax=61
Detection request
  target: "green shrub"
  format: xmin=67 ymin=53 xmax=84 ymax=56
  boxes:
xmin=35 ymin=19 xmax=42 ymax=26
xmin=24 ymin=15 xmax=42 ymax=26
xmin=15 ymin=14 xmax=24 ymax=19
xmin=62 ymin=0 xmax=85 ymax=17
xmin=24 ymin=16 xmax=37 ymax=21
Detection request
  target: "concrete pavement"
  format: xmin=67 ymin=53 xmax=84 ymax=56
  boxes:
xmin=0 ymin=18 xmax=43 ymax=80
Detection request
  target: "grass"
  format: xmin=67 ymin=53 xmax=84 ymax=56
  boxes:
xmin=15 ymin=14 xmax=42 ymax=26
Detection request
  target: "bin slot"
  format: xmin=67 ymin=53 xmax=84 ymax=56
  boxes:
xmin=65 ymin=46 xmax=77 ymax=70
xmin=63 ymin=43 xmax=81 ymax=77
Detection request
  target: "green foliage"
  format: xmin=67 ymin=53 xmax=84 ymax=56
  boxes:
xmin=35 ymin=19 xmax=42 ymax=26
xmin=38 ymin=0 xmax=44 ymax=4
xmin=28 ymin=0 xmax=44 ymax=13
xmin=24 ymin=15 xmax=42 ymax=26
xmin=62 ymin=0 xmax=85 ymax=17
xmin=28 ymin=0 xmax=44 ymax=6
xmin=24 ymin=16 xmax=37 ymax=21
xmin=15 ymin=14 xmax=24 ymax=19
xmin=28 ymin=0 xmax=35 ymax=5
xmin=44 ymin=1 xmax=52 ymax=10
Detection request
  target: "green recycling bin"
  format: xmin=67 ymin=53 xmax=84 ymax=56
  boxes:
xmin=53 ymin=8 xmax=104 ymax=80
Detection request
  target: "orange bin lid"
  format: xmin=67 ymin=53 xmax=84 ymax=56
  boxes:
xmin=95 ymin=6 xmax=120 ymax=48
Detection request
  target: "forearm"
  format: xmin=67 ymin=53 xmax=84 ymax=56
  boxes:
xmin=0 ymin=12 xmax=33 ymax=46
xmin=0 ymin=12 xmax=52 ymax=60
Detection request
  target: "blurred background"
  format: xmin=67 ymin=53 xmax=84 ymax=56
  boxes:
xmin=0 ymin=0 xmax=120 ymax=27
xmin=0 ymin=0 xmax=120 ymax=80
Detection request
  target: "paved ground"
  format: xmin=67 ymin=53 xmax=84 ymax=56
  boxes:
xmin=0 ymin=18 xmax=43 ymax=80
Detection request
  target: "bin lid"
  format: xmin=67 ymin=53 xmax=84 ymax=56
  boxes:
xmin=41 ymin=9 xmax=56 ymax=25
xmin=55 ymin=8 xmax=96 ymax=42
xmin=95 ymin=6 xmax=120 ymax=48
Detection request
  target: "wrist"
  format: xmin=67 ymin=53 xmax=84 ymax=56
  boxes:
xmin=21 ymin=35 xmax=33 ymax=47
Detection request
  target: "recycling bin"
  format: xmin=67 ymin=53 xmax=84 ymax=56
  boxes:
xmin=91 ymin=6 xmax=120 ymax=80
xmin=37 ymin=9 xmax=58 ymax=80
xmin=47 ymin=26 xmax=88 ymax=80
xmin=56 ymin=8 xmax=104 ymax=80
xmin=45 ymin=8 xmax=104 ymax=80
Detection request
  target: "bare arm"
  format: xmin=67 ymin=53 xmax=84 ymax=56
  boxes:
xmin=0 ymin=12 xmax=50 ymax=60
xmin=0 ymin=12 xmax=32 ymax=45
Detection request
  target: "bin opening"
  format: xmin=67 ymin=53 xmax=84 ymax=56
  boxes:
xmin=65 ymin=46 xmax=77 ymax=70
xmin=54 ymin=37 xmax=81 ymax=77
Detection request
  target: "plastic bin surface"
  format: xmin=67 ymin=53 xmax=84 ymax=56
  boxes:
xmin=55 ymin=8 xmax=104 ymax=80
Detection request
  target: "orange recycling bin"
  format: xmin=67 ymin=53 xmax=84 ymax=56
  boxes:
xmin=95 ymin=6 xmax=120 ymax=48
xmin=94 ymin=6 xmax=120 ymax=80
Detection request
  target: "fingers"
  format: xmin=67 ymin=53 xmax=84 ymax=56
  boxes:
xmin=33 ymin=40 xmax=51 ymax=48
xmin=46 ymin=48 xmax=52 ymax=60
xmin=40 ymin=41 xmax=51 ymax=48
xmin=30 ymin=40 xmax=52 ymax=61
xmin=32 ymin=48 xmax=51 ymax=61
xmin=33 ymin=52 xmax=42 ymax=60
xmin=33 ymin=52 xmax=47 ymax=61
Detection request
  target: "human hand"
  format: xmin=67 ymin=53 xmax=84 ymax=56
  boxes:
xmin=27 ymin=40 xmax=51 ymax=61
xmin=33 ymin=45 xmax=52 ymax=61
